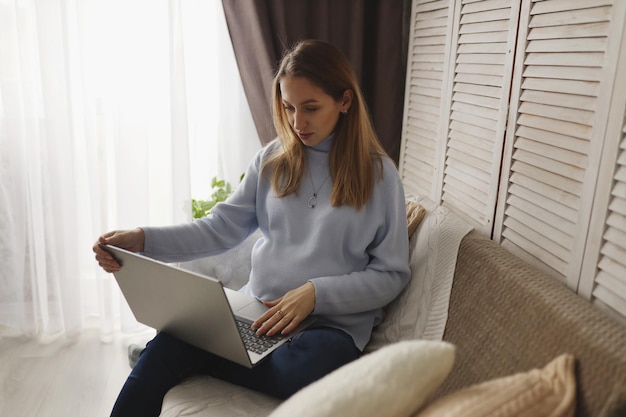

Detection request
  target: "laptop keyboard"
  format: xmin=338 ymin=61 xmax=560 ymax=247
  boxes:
xmin=236 ymin=319 xmax=286 ymax=355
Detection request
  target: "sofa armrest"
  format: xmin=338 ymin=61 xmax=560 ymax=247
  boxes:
xmin=440 ymin=231 xmax=626 ymax=417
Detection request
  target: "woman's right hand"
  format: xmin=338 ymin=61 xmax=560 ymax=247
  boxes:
xmin=92 ymin=228 xmax=145 ymax=273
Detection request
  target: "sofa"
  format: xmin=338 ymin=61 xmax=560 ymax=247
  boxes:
xmin=160 ymin=196 xmax=626 ymax=417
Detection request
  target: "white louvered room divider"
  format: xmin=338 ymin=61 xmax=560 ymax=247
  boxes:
xmin=399 ymin=0 xmax=626 ymax=324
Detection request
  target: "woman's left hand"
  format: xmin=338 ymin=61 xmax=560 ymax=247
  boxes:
xmin=252 ymin=281 xmax=316 ymax=337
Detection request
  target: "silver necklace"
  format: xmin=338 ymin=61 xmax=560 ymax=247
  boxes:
xmin=307 ymin=168 xmax=330 ymax=208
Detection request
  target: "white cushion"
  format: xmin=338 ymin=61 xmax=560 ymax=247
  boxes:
xmin=267 ymin=340 xmax=456 ymax=417
xmin=160 ymin=376 xmax=280 ymax=417
xmin=366 ymin=196 xmax=473 ymax=352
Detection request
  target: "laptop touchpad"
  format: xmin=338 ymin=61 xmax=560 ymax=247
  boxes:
xmin=235 ymin=301 xmax=268 ymax=321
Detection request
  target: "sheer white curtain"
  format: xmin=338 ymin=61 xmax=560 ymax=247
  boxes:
xmin=0 ymin=0 xmax=260 ymax=341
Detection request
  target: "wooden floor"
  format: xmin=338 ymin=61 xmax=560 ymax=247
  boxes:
xmin=0 ymin=327 xmax=155 ymax=417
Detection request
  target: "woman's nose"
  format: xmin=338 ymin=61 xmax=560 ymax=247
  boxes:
xmin=293 ymin=111 xmax=307 ymax=130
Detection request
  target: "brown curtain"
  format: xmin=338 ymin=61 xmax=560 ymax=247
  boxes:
xmin=221 ymin=0 xmax=411 ymax=163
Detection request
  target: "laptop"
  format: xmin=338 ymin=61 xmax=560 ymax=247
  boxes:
xmin=101 ymin=244 xmax=313 ymax=368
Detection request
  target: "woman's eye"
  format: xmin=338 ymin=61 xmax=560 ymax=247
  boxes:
xmin=283 ymin=105 xmax=317 ymax=113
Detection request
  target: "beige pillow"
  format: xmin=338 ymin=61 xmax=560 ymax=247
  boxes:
xmin=268 ymin=340 xmax=456 ymax=417
xmin=406 ymin=200 xmax=426 ymax=238
xmin=415 ymin=354 xmax=576 ymax=417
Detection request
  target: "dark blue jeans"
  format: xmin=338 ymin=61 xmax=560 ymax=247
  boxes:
xmin=110 ymin=327 xmax=361 ymax=417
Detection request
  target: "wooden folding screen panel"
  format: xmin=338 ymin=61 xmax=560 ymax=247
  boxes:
xmin=579 ymin=12 xmax=626 ymax=323
xmin=438 ymin=0 xmax=519 ymax=233
xmin=494 ymin=0 xmax=624 ymax=289
xmin=399 ymin=0 xmax=455 ymax=199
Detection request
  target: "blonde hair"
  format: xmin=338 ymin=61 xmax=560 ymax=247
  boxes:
xmin=264 ymin=39 xmax=387 ymax=210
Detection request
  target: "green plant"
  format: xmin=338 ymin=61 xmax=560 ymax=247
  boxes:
xmin=192 ymin=177 xmax=234 ymax=219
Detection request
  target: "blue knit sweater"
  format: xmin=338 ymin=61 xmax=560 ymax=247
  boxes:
xmin=142 ymin=135 xmax=410 ymax=350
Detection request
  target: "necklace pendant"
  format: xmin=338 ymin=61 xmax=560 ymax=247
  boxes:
xmin=307 ymin=167 xmax=330 ymax=209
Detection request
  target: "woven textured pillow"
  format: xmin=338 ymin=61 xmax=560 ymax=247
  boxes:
xmin=367 ymin=196 xmax=473 ymax=351
xmin=414 ymin=354 xmax=576 ymax=417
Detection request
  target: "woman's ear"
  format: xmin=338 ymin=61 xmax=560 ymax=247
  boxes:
xmin=341 ymin=89 xmax=354 ymax=113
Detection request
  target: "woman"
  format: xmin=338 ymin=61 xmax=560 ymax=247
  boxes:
xmin=94 ymin=39 xmax=410 ymax=416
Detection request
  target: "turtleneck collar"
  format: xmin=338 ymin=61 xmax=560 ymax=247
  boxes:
xmin=308 ymin=133 xmax=335 ymax=153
